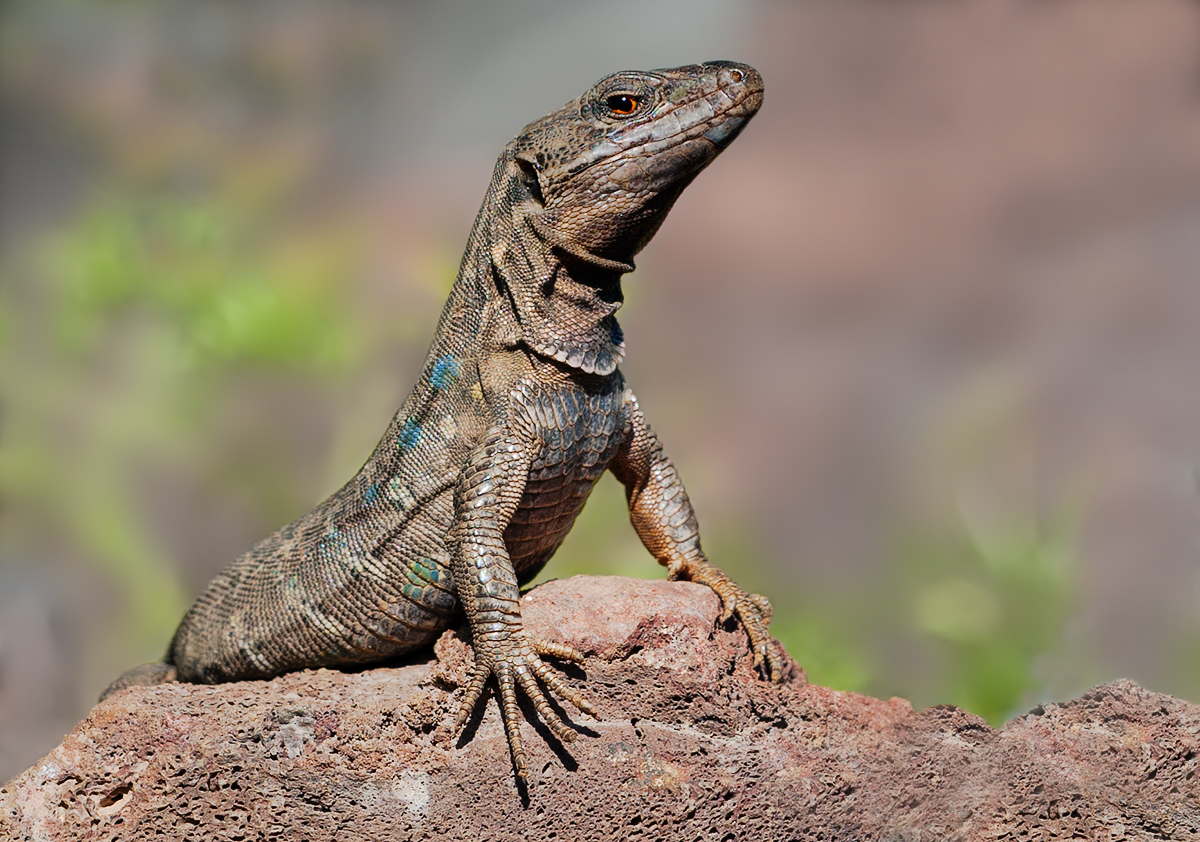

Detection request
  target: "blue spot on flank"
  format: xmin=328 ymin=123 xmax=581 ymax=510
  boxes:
xmin=397 ymin=418 xmax=422 ymax=452
xmin=364 ymin=482 xmax=379 ymax=505
xmin=430 ymin=354 xmax=459 ymax=390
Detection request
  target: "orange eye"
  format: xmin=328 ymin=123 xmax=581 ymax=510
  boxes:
xmin=605 ymin=94 xmax=640 ymax=115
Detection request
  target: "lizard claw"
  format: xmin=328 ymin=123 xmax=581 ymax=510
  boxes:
xmin=734 ymin=593 xmax=785 ymax=681
xmin=676 ymin=562 xmax=785 ymax=682
xmin=717 ymin=598 xmax=734 ymax=625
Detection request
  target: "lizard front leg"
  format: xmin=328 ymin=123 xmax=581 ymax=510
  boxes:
xmin=609 ymin=391 xmax=785 ymax=680
xmin=450 ymin=420 xmax=596 ymax=781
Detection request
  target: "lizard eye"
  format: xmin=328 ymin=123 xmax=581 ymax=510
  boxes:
xmin=604 ymin=94 xmax=641 ymax=116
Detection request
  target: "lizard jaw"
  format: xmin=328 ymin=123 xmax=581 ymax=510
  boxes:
xmin=704 ymin=114 xmax=750 ymax=149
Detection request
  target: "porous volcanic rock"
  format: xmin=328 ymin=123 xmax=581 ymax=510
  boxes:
xmin=3 ymin=575 xmax=1198 ymax=840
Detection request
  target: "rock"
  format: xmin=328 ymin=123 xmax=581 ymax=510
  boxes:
xmin=2 ymin=575 xmax=1198 ymax=840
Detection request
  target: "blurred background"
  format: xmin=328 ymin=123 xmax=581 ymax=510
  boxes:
xmin=4 ymin=0 xmax=1200 ymax=781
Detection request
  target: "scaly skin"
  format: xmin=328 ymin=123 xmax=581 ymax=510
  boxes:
xmin=103 ymin=61 xmax=781 ymax=782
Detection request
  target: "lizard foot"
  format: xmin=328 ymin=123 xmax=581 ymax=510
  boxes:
xmin=672 ymin=562 xmax=786 ymax=681
xmin=454 ymin=630 xmax=596 ymax=781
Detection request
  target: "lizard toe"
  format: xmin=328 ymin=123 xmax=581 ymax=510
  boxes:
xmin=726 ymin=592 xmax=787 ymax=682
xmin=530 ymin=655 xmax=596 ymax=719
xmin=513 ymin=658 xmax=584 ymax=744
xmin=495 ymin=665 xmax=529 ymax=781
xmin=532 ymin=638 xmax=585 ymax=664
xmin=454 ymin=660 xmax=492 ymax=735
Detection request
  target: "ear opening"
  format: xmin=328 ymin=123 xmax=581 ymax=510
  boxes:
xmin=515 ymin=157 xmax=545 ymax=206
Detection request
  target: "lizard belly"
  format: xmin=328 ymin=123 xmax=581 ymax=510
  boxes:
xmin=506 ymin=383 xmax=629 ymax=582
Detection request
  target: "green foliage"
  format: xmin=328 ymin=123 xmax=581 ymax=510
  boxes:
xmin=895 ymin=497 xmax=1077 ymax=723
xmin=49 ymin=197 xmax=363 ymax=372
xmin=0 ymin=185 xmax=375 ymax=677
xmin=740 ymin=489 xmax=1078 ymax=724
xmin=773 ymin=607 xmax=875 ymax=695
xmin=878 ymin=376 xmax=1080 ymax=723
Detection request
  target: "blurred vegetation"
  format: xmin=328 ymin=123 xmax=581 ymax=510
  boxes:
xmin=51 ymin=197 xmax=363 ymax=371
xmin=1 ymin=0 xmax=1084 ymax=734
xmin=1 ymin=185 xmax=371 ymax=662
xmin=0 ymin=0 xmax=405 ymax=685
xmin=911 ymin=378 xmax=1080 ymax=722
xmin=773 ymin=517 xmax=1076 ymax=724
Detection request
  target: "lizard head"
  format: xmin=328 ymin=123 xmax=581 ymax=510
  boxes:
xmin=504 ymin=61 xmax=764 ymax=275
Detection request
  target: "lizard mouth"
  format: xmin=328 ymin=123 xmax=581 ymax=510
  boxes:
xmin=703 ymin=115 xmax=749 ymax=149
xmin=692 ymin=65 xmax=763 ymax=152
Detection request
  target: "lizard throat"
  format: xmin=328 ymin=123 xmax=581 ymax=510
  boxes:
xmin=528 ymin=215 xmax=635 ymax=275
xmin=524 ymin=313 xmax=625 ymax=376
xmin=490 ymin=248 xmax=627 ymax=376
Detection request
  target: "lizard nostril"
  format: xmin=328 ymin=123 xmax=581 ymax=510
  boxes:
xmin=728 ymin=69 xmax=743 ymax=83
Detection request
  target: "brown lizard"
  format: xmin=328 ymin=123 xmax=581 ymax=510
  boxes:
xmin=103 ymin=60 xmax=782 ymax=782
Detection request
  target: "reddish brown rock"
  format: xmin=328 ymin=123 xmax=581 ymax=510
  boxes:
xmin=2 ymin=575 xmax=1198 ymax=840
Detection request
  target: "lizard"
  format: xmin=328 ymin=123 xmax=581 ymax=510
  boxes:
xmin=102 ymin=60 xmax=782 ymax=782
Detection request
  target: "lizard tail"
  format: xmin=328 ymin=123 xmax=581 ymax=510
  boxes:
xmin=98 ymin=662 xmax=178 ymax=702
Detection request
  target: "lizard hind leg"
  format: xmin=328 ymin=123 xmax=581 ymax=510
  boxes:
xmin=98 ymin=662 xmax=178 ymax=702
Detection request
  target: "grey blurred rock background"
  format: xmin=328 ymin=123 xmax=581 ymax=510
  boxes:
xmin=3 ymin=0 xmax=1200 ymax=783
